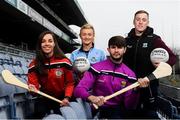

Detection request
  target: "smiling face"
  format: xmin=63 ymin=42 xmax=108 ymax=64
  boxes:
xmin=41 ymin=33 xmax=55 ymax=58
xmin=80 ymin=28 xmax=94 ymax=46
xmin=134 ymin=12 xmax=149 ymax=35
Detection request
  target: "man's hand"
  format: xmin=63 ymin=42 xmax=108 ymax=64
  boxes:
xmin=138 ymin=78 xmax=150 ymax=88
xmin=88 ymin=95 xmax=105 ymax=106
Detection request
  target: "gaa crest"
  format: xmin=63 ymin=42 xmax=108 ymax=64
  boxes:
xmin=55 ymin=69 xmax=63 ymax=78
xmin=121 ymin=81 xmax=126 ymax=87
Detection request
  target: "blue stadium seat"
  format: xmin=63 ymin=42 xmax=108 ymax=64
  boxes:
xmin=0 ymin=65 xmax=4 ymax=73
xmin=12 ymin=75 xmax=29 ymax=119
xmin=14 ymin=76 xmax=27 ymax=94
xmin=43 ymin=114 xmax=65 ymax=120
xmin=0 ymin=76 xmax=16 ymax=119
xmin=11 ymin=56 xmax=22 ymax=67
xmin=69 ymin=101 xmax=87 ymax=119
xmin=3 ymin=64 xmax=15 ymax=74
xmin=157 ymin=96 xmax=179 ymax=119
xmin=13 ymin=66 xmax=24 ymax=75
xmin=76 ymin=98 xmax=93 ymax=119
xmin=60 ymin=106 xmax=78 ymax=119
xmin=21 ymin=66 xmax=28 ymax=75
xmin=0 ymin=59 xmax=3 ymax=66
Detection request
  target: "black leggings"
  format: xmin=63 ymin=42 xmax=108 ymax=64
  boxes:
xmin=31 ymin=96 xmax=61 ymax=119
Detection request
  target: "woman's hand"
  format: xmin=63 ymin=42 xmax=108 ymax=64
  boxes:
xmin=28 ymin=84 xmax=38 ymax=93
xmin=60 ymin=98 xmax=70 ymax=106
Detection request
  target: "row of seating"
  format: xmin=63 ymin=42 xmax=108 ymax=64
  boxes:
xmin=0 ymin=75 xmax=33 ymax=119
xmin=0 ymin=51 xmax=33 ymax=119
xmin=42 ymin=96 xmax=180 ymax=119
xmin=157 ymin=96 xmax=180 ymax=119
xmin=0 ymin=82 xmax=94 ymax=119
xmin=43 ymin=98 xmax=94 ymax=120
xmin=0 ymin=52 xmax=31 ymax=76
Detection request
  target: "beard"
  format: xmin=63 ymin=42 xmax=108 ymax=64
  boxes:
xmin=110 ymin=54 xmax=122 ymax=62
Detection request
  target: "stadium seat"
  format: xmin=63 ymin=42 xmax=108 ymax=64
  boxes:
xmin=3 ymin=64 xmax=15 ymax=74
xmin=14 ymin=76 xmax=27 ymax=94
xmin=21 ymin=66 xmax=28 ymax=74
xmin=69 ymin=102 xmax=87 ymax=119
xmin=0 ymin=65 xmax=4 ymax=73
xmin=157 ymin=96 xmax=179 ymax=119
xmin=43 ymin=114 xmax=65 ymax=120
xmin=12 ymin=75 xmax=29 ymax=119
xmin=11 ymin=56 xmax=22 ymax=67
xmin=0 ymin=53 xmax=4 ymax=59
xmin=0 ymin=76 xmax=16 ymax=119
xmin=13 ymin=98 xmax=27 ymax=119
xmin=0 ymin=59 xmax=3 ymax=65
xmin=60 ymin=106 xmax=78 ymax=119
xmin=13 ymin=66 xmax=24 ymax=75
xmin=76 ymin=98 xmax=93 ymax=119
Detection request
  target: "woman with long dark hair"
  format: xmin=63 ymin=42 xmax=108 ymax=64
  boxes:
xmin=28 ymin=31 xmax=74 ymax=118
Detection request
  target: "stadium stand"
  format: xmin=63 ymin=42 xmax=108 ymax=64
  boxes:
xmin=157 ymin=96 xmax=180 ymax=119
xmin=0 ymin=75 xmax=16 ymax=119
xmin=0 ymin=43 xmax=34 ymax=119
xmin=43 ymin=100 xmax=94 ymax=120
xmin=0 ymin=0 xmax=89 ymax=119
xmin=0 ymin=0 xmax=179 ymax=119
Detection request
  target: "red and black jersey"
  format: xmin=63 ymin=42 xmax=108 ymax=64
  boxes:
xmin=28 ymin=56 xmax=74 ymax=98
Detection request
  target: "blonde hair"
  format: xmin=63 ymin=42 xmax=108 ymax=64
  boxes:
xmin=80 ymin=23 xmax=95 ymax=35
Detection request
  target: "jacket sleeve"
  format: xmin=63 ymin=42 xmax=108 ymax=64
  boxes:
xmin=64 ymin=68 xmax=75 ymax=98
xmin=74 ymin=71 xmax=96 ymax=100
xmin=27 ymin=61 xmax=40 ymax=90
xmin=154 ymin=37 xmax=176 ymax=66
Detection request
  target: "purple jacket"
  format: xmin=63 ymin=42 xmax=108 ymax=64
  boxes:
xmin=74 ymin=58 xmax=139 ymax=109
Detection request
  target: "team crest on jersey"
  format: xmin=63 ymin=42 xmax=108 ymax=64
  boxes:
xmin=121 ymin=81 xmax=126 ymax=87
xmin=91 ymin=57 xmax=97 ymax=62
xmin=142 ymin=43 xmax=148 ymax=48
xmin=55 ymin=69 xmax=63 ymax=78
xmin=127 ymin=45 xmax=132 ymax=48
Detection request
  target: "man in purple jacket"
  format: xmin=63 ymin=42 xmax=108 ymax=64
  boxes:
xmin=74 ymin=36 xmax=139 ymax=119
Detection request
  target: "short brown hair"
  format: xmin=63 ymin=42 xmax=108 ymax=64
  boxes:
xmin=108 ymin=36 xmax=126 ymax=48
xmin=134 ymin=10 xmax=149 ymax=20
